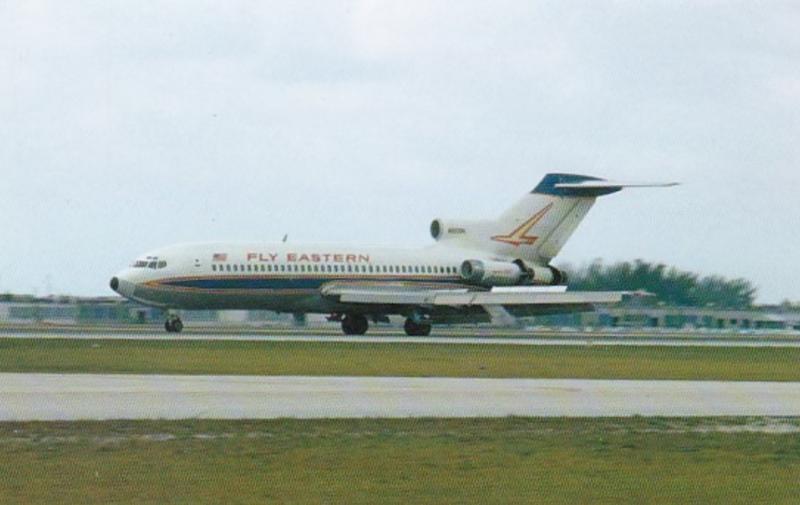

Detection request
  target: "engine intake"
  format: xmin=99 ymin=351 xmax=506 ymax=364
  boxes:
xmin=430 ymin=219 xmax=473 ymax=241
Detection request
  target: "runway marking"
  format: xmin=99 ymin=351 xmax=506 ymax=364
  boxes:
xmin=3 ymin=373 xmax=800 ymax=420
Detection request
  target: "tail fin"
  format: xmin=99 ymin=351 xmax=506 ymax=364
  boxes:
xmin=432 ymin=173 xmax=676 ymax=264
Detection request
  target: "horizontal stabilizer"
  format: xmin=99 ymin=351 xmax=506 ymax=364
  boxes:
xmin=555 ymin=180 xmax=679 ymax=190
xmin=532 ymin=173 xmax=678 ymax=197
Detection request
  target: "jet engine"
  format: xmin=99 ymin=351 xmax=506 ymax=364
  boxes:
xmin=513 ymin=260 xmax=568 ymax=286
xmin=460 ymin=260 xmax=524 ymax=286
xmin=460 ymin=259 xmax=567 ymax=287
xmin=430 ymin=219 xmax=472 ymax=241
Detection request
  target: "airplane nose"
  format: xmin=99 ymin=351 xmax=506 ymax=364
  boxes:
xmin=110 ymin=277 xmax=119 ymax=292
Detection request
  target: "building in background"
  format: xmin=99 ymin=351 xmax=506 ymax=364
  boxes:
xmin=0 ymin=294 xmax=798 ymax=331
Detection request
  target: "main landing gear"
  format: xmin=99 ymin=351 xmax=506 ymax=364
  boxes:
xmin=165 ymin=315 xmax=183 ymax=333
xmin=341 ymin=314 xmax=369 ymax=335
xmin=403 ymin=318 xmax=431 ymax=336
xmin=334 ymin=313 xmax=432 ymax=336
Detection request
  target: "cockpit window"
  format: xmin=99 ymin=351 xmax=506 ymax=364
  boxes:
xmin=131 ymin=258 xmax=167 ymax=269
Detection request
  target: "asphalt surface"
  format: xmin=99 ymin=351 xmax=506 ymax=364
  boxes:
xmin=3 ymin=373 xmax=800 ymax=420
xmin=2 ymin=327 xmax=800 ymax=347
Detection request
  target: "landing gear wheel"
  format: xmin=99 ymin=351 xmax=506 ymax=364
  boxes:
xmin=165 ymin=316 xmax=183 ymax=333
xmin=341 ymin=314 xmax=368 ymax=335
xmin=404 ymin=318 xmax=432 ymax=336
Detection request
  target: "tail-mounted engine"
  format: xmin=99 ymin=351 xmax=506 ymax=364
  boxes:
xmin=459 ymin=259 xmax=567 ymax=287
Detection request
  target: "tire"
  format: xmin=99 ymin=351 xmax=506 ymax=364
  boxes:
xmin=354 ymin=316 xmax=368 ymax=335
xmin=172 ymin=319 xmax=184 ymax=333
xmin=404 ymin=318 xmax=432 ymax=337
xmin=404 ymin=319 xmax=419 ymax=336
xmin=342 ymin=315 xmax=368 ymax=335
xmin=165 ymin=321 xmax=173 ymax=333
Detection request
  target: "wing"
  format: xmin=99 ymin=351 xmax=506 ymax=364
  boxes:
xmin=320 ymin=282 xmax=626 ymax=321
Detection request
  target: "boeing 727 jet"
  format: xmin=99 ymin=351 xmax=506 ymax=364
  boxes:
xmin=110 ymin=173 xmax=676 ymax=335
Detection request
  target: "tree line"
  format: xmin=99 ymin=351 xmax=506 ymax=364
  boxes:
xmin=559 ymin=259 xmax=757 ymax=308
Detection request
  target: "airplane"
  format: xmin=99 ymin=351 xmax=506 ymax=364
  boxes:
xmin=109 ymin=173 xmax=676 ymax=335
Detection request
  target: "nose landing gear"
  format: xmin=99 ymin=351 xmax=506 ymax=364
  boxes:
xmin=165 ymin=315 xmax=183 ymax=333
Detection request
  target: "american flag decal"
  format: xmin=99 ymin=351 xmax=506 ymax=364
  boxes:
xmin=212 ymin=253 xmax=228 ymax=262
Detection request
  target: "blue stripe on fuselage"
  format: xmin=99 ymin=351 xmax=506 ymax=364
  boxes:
xmin=158 ymin=276 xmax=464 ymax=291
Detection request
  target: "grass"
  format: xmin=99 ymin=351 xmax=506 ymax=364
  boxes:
xmin=1 ymin=337 xmax=800 ymax=380
xmin=1 ymin=417 xmax=799 ymax=504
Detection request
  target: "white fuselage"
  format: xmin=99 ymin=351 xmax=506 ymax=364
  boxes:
xmin=112 ymin=242 xmax=487 ymax=314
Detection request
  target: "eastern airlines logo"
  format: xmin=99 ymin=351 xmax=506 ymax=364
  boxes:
xmin=491 ymin=203 xmax=553 ymax=247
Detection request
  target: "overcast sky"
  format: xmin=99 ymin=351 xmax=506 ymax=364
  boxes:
xmin=1 ymin=1 xmax=798 ymax=302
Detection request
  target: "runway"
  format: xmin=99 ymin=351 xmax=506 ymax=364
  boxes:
xmin=3 ymin=373 xmax=800 ymax=420
xmin=3 ymin=328 xmax=800 ymax=347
